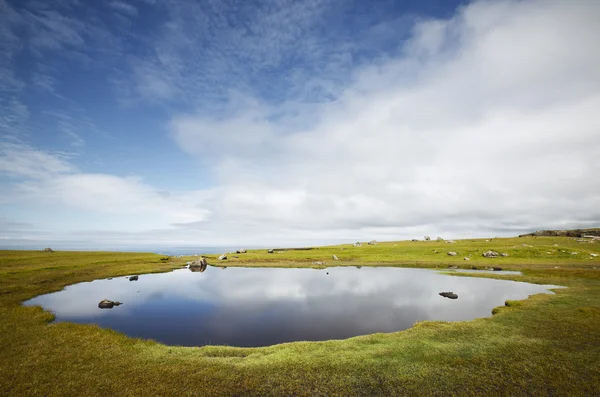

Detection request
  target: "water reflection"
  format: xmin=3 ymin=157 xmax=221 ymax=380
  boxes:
xmin=24 ymin=267 xmax=561 ymax=347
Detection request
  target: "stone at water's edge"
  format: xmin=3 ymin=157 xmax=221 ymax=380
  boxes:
xmin=189 ymin=257 xmax=208 ymax=273
xmin=129 ymin=275 xmax=138 ymax=281
xmin=98 ymin=299 xmax=122 ymax=309
xmin=439 ymin=292 xmax=458 ymax=299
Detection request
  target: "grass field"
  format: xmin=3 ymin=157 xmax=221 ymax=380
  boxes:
xmin=1 ymin=236 xmax=600 ymax=396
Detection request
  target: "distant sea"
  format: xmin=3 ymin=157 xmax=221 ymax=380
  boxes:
xmin=0 ymin=246 xmax=266 ymax=256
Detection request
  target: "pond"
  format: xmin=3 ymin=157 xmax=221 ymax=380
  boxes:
xmin=24 ymin=266 xmax=561 ymax=347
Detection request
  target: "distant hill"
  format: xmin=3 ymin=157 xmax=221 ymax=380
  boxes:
xmin=519 ymin=228 xmax=600 ymax=238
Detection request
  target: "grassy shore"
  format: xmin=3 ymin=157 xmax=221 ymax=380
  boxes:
xmin=1 ymin=236 xmax=599 ymax=396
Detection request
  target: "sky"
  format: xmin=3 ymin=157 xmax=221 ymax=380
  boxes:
xmin=1 ymin=0 xmax=599 ymax=250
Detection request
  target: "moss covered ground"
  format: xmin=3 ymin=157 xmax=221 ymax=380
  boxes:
xmin=1 ymin=236 xmax=599 ymax=396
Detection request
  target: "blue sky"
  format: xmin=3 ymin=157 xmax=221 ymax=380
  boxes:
xmin=1 ymin=0 xmax=599 ymax=249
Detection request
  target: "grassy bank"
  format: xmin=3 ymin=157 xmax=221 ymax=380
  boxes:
xmin=1 ymin=236 xmax=599 ymax=396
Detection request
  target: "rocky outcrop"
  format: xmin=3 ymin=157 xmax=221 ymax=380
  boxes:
xmin=353 ymin=242 xmax=362 ymax=247
xmin=482 ymin=251 xmax=499 ymax=258
xmin=368 ymin=240 xmax=378 ymax=245
xmin=98 ymin=299 xmax=122 ymax=309
xmin=43 ymin=247 xmax=53 ymax=252
xmin=424 ymin=236 xmax=431 ymax=241
xmin=519 ymin=228 xmax=600 ymax=238
xmin=439 ymin=292 xmax=458 ymax=299
xmin=267 ymin=249 xmax=274 ymax=254
xmin=236 ymin=249 xmax=247 ymax=254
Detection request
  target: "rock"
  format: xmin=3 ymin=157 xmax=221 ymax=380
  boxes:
xmin=186 ymin=261 xmax=192 ymax=266
xmin=439 ymin=292 xmax=458 ymax=299
xmin=493 ymin=267 xmax=502 ymax=271
xmin=332 ymin=254 xmax=339 ymax=261
xmin=591 ymin=253 xmax=598 ymax=257
xmin=189 ymin=257 xmax=208 ymax=272
xmin=571 ymin=252 xmax=578 ymax=255
xmin=236 ymin=249 xmax=247 ymax=254
xmin=98 ymin=299 xmax=122 ymax=309
xmin=464 ymin=257 xmax=470 ymax=261
xmin=482 ymin=251 xmax=499 ymax=258
xmin=368 ymin=240 xmax=377 ymax=245
xmin=446 ymin=240 xmax=456 ymax=244
xmin=313 ymin=261 xmax=325 ymax=265
xmin=412 ymin=239 xmax=419 ymax=242
xmin=448 ymin=265 xmax=458 ymax=269
xmin=353 ymin=242 xmax=362 ymax=247
xmin=267 ymin=249 xmax=274 ymax=253
xmin=500 ymin=253 xmax=509 ymax=257
xmin=43 ymin=247 xmax=53 ymax=252
xmin=218 ymin=254 xmax=227 ymax=260
xmin=470 ymin=265 xmax=478 ymax=270
xmin=447 ymin=251 xmax=457 ymax=256
xmin=129 ymin=275 xmax=138 ymax=281
xmin=424 ymin=236 xmax=431 ymax=241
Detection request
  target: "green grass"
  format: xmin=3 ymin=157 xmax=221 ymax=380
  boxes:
xmin=1 ymin=236 xmax=600 ymax=396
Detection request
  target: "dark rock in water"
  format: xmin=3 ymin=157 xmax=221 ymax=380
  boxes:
xmin=493 ymin=267 xmax=503 ymax=271
xmin=43 ymin=247 xmax=53 ymax=252
xmin=267 ymin=249 xmax=274 ymax=254
xmin=98 ymin=299 xmax=122 ymax=309
xmin=189 ymin=258 xmax=208 ymax=273
xmin=326 ymin=272 xmax=329 ymax=275
xmin=439 ymin=292 xmax=458 ymax=299
xmin=129 ymin=275 xmax=138 ymax=281
xmin=483 ymin=250 xmax=499 ymax=258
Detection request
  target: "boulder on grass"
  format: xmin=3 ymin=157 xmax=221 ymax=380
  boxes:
xmin=43 ymin=247 xmax=53 ymax=252
xmin=483 ymin=251 xmax=499 ymax=258
xmin=332 ymin=254 xmax=339 ymax=260
xmin=447 ymin=251 xmax=457 ymax=256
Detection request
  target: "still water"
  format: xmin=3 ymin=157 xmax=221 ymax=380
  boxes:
xmin=24 ymin=267 xmax=560 ymax=347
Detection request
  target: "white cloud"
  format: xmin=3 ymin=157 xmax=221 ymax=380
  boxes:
xmin=167 ymin=0 xmax=600 ymax=239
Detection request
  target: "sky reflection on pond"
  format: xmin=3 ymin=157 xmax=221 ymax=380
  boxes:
xmin=24 ymin=267 xmax=561 ymax=347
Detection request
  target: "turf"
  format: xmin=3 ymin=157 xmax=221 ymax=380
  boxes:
xmin=1 ymin=236 xmax=600 ymax=396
